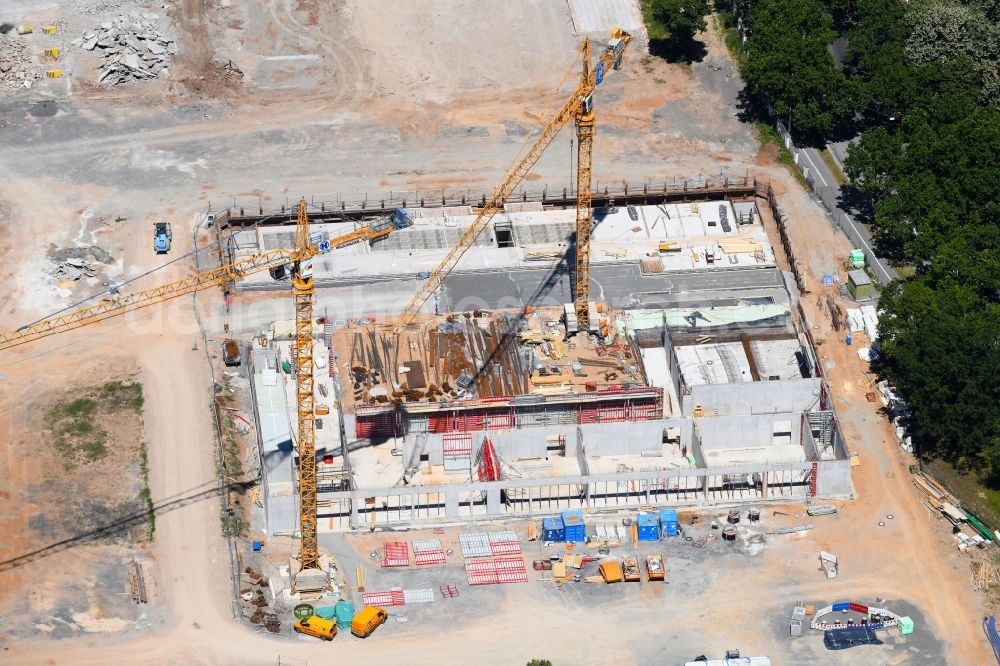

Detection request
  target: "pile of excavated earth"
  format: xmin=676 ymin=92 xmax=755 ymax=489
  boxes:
xmin=72 ymin=12 xmax=176 ymax=86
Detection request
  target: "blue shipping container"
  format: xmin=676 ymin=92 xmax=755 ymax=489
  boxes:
xmin=561 ymin=509 xmax=586 ymax=542
xmin=832 ymin=602 xmax=851 ymax=612
xmin=542 ymin=517 xmax=565 ymax=542
xmin=659 ymin=508 xmax=679 ymax=537
xmin=637 ymin=513 xmax=659 ymax=541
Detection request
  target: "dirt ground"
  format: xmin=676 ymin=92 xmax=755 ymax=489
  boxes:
xmin=0 ymin=359 xmax=163 ymax=641
xmin=0 ymin=0 xmax=993 ymax=663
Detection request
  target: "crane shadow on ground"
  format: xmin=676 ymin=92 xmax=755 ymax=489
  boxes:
xmin=0 ymin=479 xmax=254 ymax=572
xmin=466 ymin=248 xmax=573 ymax=390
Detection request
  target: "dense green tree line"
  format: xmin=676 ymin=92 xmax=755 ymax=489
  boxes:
xmin=724 ymin=0 xmax=1000 ymax=471
xmin=840 ymin=0 xmax=1000 ymax=473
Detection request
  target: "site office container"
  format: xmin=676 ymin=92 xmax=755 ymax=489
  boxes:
xmin=542 ymin=516 xmax=565 ymax=542
xmin=659 ymin=508 xmax=679 ymax=537
xmin=561 ymin=509 xmax=586 ymax=542
xmin=637 ymin=512 xmax=659 ymax=541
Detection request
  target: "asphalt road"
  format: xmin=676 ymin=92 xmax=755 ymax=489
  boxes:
xmin=799 ymin=143 xmax=897 ymax=284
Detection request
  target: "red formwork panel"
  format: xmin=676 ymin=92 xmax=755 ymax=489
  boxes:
xmin=465 ymin=560 xmax=499 ymax=586
xmin=443 ymin=432 xmax=473 ymax=457
xmin=414 ymin=550 xmax=447 ymax=566
xmin=355 ymin=418 xmax=374 ymax=438
xmin=362 ymin=590 xmax=397 ymax=607
xmin=485 ymin=409 xmax=515 ymax=430
xmin=381 ymin=541 xmax=410 ymax=567
xmin=489 ymin=541 xmax=522 ymax=556
xmin=628 ymin=400 xmax=660 ymax=420
xmin=356 ymin=412 xmax=402 ymax=438
xmin=494 ymin=558 xmax=528 ymax=584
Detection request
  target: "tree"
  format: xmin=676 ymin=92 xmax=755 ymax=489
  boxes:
xmin=740 ymin=0 xmax=857 ymax=142
xmin=906 ymin=2 xmax=1000 ymax=106
xmin=643 ymin=0 xmax=712 ymax=61
xmin=526 ymin=661 xmax=553 ymax=666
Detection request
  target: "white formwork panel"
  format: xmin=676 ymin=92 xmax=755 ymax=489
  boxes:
xmin=459 ymin=532 xmax=492 ymax=559
xmin=403 ymin=588 xmax=436 ymax=604
xmin=411 ymin=539 xmax=444 ymax=553
xmin=488 ymin=530 xmax=519 ymax=544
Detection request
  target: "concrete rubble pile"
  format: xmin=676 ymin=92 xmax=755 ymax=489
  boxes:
xmin=54 ymin=256 xmax=97 ymax=281
xmin=0 ymin=34 xmax=39 ymax=90
xmin=72 ymin=13 xmax=176 ymax=86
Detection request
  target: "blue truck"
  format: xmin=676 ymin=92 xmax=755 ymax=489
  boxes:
xmin=153 ymin=221 xmax=172 ymax=254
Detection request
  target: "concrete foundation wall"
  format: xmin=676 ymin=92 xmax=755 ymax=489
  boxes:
xmin=816 ymin=459 xmax=852 ymax=496
xmin=313 ymin=457 xmax=853 ymax=532
xmin=697 ymin=412 xmax=801 ymax=452
xmin=683 ymin=377 xmax=821 ymax=416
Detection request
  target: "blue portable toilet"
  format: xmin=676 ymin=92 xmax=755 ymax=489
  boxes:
xmin=560 ymin=509 xmax=586 ymax=542
xmin=333 ymin=600 xmax=355 ymax=629
xmin=659 ymin=508 xmax=679 ymax=537
xmin=542 ymin=516 xmax=565 ymax=542
xmin=637 ymin=513 xmax=659 ymax=541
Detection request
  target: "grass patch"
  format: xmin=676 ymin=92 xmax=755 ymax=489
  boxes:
xmin=138 ymin=440 xmax=155 ymax=539
xmin=100 ymin=380 xmax=145 ymax=413
xmin=221 ymin=508 xmax=245 ymax=538
xmin=714 ymin=12 xmax=743 ymax=61
xmin=44 ymin=381 xmax=144 ymax=468
xmin=820 ymin=148 xmax=848 ymax=186
xmin=755 ymin=121 xmax=812 ymax=191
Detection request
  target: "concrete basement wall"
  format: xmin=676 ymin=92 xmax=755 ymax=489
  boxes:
xmin=682 ymin=377 xmax=822 ymax=416
xmin=696 ymin=412 xmax=801 ymax=453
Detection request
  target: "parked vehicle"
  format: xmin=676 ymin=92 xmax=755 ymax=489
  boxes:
xmin=351 ymin=606 xmax=388 ymax=638
xmin=153 ymin=221 xmax=172 ymax=254
xmin=294 ymin=614 xmax=336 ymax=641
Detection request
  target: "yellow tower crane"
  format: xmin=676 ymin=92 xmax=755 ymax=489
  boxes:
xmin=0 ymin=200 xmax=364 ymax=572
xmin=391 ymin=28 xmax=631 ymax=332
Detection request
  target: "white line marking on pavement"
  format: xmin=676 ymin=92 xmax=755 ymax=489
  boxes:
xmin=802 ymin=150 xmax=829 ymax=187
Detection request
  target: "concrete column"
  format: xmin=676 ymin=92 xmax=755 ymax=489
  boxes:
xmin=487 ymin=487 xmax=501 ymax=515
xmin=350 ymin=496 xmax=361 ymax=529
xmin=445 ymin=489 xmax=460 ymax=519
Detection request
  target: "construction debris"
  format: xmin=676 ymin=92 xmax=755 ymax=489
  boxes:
xmin=806 ymin=504 xmax=837 ymax=517
xmin=766 ymin=522 xmax=814 ymax=535
xmin=72 ymin=13 xmax=176 ymax=86
xmin=127 ymin=558 xmax=148 ymax=603
xmin=54 ymin=256 xmax=98 ymax=281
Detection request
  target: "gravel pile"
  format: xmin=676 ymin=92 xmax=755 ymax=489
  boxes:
xmin=0 ymin=35 xmax=40 ymax=89
xmin=72 ymin=12 xmax=176 ymax=86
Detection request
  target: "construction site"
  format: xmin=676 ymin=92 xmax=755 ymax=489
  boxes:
xmin=223 ymin=189 xmax=852 ymax=542
xmin=0 ymin=0 xmax=995 ymax=664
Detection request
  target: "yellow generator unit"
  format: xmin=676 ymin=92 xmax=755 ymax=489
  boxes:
xmin=42 ymin=25 xmax=58 ymax=34
xmin=44 ymin=48 xmax=60 ymax=58
xmin=46 ymin=70 xmax=62 ymax=79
